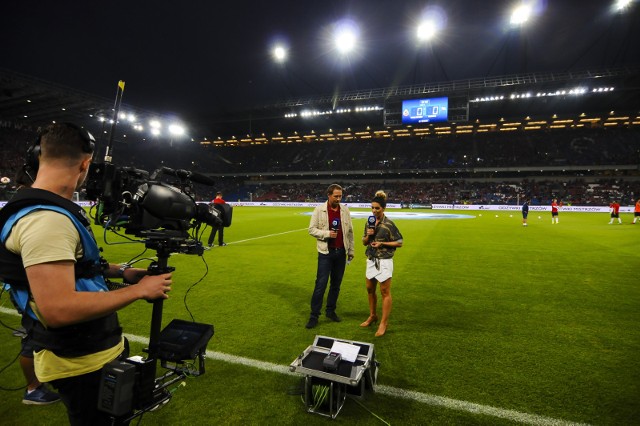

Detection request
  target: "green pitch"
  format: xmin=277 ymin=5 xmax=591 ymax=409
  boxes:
xmin=1 ymin=207 xmax=638 ymax=425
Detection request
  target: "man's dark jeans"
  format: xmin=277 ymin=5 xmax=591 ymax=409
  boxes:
xmin=310 ymin=248 xmax=346 ymax=318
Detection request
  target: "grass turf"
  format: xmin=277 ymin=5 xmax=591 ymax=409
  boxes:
xmin=0 ymin=207 xmax=638 ymax=425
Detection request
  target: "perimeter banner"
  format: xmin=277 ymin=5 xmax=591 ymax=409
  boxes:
xmin=0 ymin=201 xmax=631 ymax=213
xmin=430 ymin=204 xmax=633 ymax=213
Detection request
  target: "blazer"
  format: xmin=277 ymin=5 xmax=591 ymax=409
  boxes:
xmin=308 ymin=202 xmax=354 ymax=257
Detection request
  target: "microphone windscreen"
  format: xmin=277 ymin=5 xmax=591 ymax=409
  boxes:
xmin=188 ymin=171 xmax=215 ymax=186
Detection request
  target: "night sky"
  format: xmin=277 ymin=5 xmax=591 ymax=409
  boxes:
xmin=2 ymin=0 xmax=638 ymax=125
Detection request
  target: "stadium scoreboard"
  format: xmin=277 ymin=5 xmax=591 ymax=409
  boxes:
xmin=401 ymin=97 xmax=448 ymax=124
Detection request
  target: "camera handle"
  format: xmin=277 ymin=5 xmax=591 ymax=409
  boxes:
xmin=145 ymin=243 xmax=176 ymax=368
xmin=99 ymin=242 xmax=179 ymax=425
xmin=127 ymin=237 xmax=178 ymax=413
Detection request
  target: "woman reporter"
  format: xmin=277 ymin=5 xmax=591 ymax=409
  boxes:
xmin=361 ymin=191 xmax=403 ymax=337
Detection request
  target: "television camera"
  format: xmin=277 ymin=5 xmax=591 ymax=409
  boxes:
xmin=85 ymin=161 xmax=218 ymax=423
xmin=86 ymin=162 xmax=222 ymax=240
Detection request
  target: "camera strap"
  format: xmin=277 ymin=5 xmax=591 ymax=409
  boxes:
xmin=0 ymin=188 xmax=90 ymax=228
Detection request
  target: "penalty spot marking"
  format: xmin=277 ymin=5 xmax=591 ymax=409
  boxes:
xmin=0 ymin=307 xmax=588 ymax=425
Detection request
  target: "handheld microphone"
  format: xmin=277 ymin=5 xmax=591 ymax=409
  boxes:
xmin=331 ymin=218 xmax=340 ymax=232
xmin=367 ymin=216 xmax=376 ymax=229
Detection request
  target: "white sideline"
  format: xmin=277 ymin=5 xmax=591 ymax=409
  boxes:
xmin=0 ymin=307 xmax=588 ymax=425
xmin=223 ymin=227 xmax=307 ymax=245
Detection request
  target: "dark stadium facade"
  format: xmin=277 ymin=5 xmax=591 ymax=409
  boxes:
xmin=1 ymin=65 xmax=638 ymax=205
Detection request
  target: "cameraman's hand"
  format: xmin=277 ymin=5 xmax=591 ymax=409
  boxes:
xmin=137 ymin=273 xmax=173 ymax=300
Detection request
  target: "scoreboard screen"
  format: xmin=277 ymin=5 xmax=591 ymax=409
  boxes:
xmin=401 ymin=97 xmax=448 ymax=124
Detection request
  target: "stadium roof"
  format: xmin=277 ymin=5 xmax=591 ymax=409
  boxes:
xmin=1 ymin=1 xmax=639 ymax=139
xmin=0 ymin=68 xmax=199 ymax=141
xmin=3 ymin=65 xmax=638 ymax=141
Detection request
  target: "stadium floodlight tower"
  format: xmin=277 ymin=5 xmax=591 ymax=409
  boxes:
xmin=416 ymin=20 xmax=438 ymax=41
xmin=333 ymin=19 xmax=359 ymax=55
xmin=510 ymin=3 xmax=532 ymax=26
xmin=415 ymin=5 xmax=446 ymax=43
xmin=167 ymin=123 xmax=187 ymax=147
xmin=614 ymin=0 xmax=633 ymax=12
xmin=168 ymin=123 xmax=186 ymax=137
xmin=272 ymin=44 xmax=287 ymax=63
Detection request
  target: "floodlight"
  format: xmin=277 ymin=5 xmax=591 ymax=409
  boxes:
xmin=272 ymin=45 xmax=287 ymax=63
xmin=510 ymin=4 xmax=532 ymax=26
xmin=416 ymin=21 xmax=437 ymax=41
xmin=335 ymin=31 xmax=356 ymax=54
xmin=333 ymin=20 xmax=359 ymax=54
xmin=168 ymin=124 xmax=185 ymax=136
xmin=416 ymin=5 xmax=447 ymax=43
xmin=149 ymin=120 xmax=162 ymax=129
xmin=614 ymin=0 xmax=633 ymax=11
xmin=150 ymin=128 xmax=161 ymax=136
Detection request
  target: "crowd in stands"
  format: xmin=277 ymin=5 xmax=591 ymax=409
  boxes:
xmin=0 ymin=127 xmax=34 ymax=181
xmin=181 ymin=127 xmax=639 ymax=174
xmin=239 ymin=178 xmax=637 ymax=206
xmin=111 ymin=127 xmax=640 ymax=175
xmin=1 ymin=125 xmax=638 ymax=205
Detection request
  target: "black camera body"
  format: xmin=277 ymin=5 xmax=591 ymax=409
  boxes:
xmin=85 ymin=162 xmax=221 ymax=238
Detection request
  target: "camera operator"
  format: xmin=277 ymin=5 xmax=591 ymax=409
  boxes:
xmin=5 ymin=167 xmax=60 ymax=406
xmin=0 ymin=123 xmax=172 ymax=425
xmin=206 ymin=191 xmax=227 ymax=247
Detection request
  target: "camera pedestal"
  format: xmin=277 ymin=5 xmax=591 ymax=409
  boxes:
xmin=289 ymin=335 xmax=378 ymax=419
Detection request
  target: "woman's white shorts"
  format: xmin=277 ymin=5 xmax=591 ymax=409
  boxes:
xmin=365 ymin=258 xmax=394 ymax=282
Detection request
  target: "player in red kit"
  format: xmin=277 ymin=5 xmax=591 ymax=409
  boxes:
xmin=633 ymin=199 xmax=640 ymax=224
xmin=551 ymin=198 xmax=560 ymax=224
xmin=207 ymin=192 xmax=227 ymax=247
xmin=608 ymin=201 xmax=622 ymax=224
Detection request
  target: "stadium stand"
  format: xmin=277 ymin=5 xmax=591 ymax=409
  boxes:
xmin=1 ymin=124 xmax=637 ymax=205
xmin=1 ymin=67 xmax=638 ymax=205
